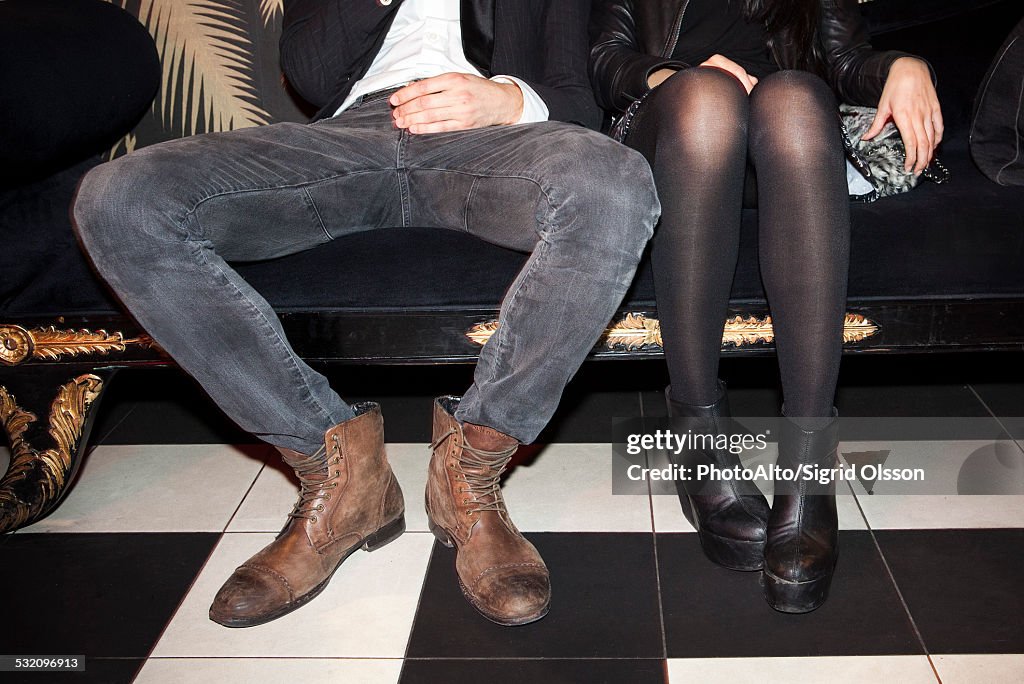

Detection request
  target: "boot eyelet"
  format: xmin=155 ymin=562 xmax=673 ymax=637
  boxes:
xmin=335 ymin=470 xmax=341 ymax=476
xmin=462 ymin=498 xmax=469 ymax=504
xmin=323 ymin=493 xmax=331 ymax=500
xmin=317 ymin=504 xmax=325 ymax=512
xmin=310 ymin=515 xmax=318 ymax=523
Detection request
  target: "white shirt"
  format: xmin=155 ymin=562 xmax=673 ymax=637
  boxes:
xmin=333 ymin=0 xmax=549 ymax=123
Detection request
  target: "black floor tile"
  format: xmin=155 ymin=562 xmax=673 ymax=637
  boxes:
xmin=641 ymin=386 xmax=781 ymax=419
xmin=344 ymin=361 xmax=649 ymax=442
xmin=0 ymin=533 xmax=219 ymax=657
xmin=836 ymin=383 xmax=990 ymax=418
xmin=875 ymin=528 xmax=1024 ymax=654
xmin=400 ymin=659 xmax=665 ymax=684
xmin=97 ymin=369 xmax=255 ymax=445
xmin=2 ymin=658 xmax=142 ymax=684
xmin=657 ymin=531 xmax=922 ymax=658
xmin=405 ymin=533 xmax=663 ymax=658
xmin=971 ymin=383 xmax=1024 ymax=439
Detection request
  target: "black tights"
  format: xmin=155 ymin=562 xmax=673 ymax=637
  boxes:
xmin=627 ymin=68 xmax=850 ymax=419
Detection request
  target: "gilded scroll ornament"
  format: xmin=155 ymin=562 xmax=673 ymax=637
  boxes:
xmin=0 ymin=375 xmax=103 ymax=532
xmin=0 ymin=325 xmax=155 ymax=366
xmin=466 ymin=313 xmax=879 ymax=351
xmin=0 ymin=326 xmax=33 ymax=365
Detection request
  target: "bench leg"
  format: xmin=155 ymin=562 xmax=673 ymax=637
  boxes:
xmin=0 ymin=366 xmax=117 ymax=533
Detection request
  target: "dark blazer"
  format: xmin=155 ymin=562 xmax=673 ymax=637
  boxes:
xmin=281 ymin=0 xmax=601 ymax=128
xmin=589 ymin=0 xmax=931 ymax=114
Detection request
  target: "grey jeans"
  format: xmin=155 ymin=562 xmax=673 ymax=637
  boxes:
xmin=73 ymin=91 xmax=659 ymax=453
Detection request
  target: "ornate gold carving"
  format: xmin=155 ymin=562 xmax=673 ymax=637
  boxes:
xmin=841 ymin=314 xmax=881 ymax=343
xmin=0 ymin=375 xmax=103 ymax=532
xmin=466 ymin=321 xmax=499 ymax=347
xmin=602 ymin=312 xmax=663 ymax=349
xmin=0 ymin=325 xmax=155 ymax=366
xmin=465 ymin=313 xmax=879 ymax=351
xmin=721 ymin=315 xmax=778 ymax=348
xmin=0 ymin=326 xmax=33 ymax=365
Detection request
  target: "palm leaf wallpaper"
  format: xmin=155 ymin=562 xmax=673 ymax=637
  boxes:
xmin=106 ymin=0 xmax=306 ymax=159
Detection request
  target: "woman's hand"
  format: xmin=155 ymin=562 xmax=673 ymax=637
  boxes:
xmin=648 ymin=68 xmax=678 ymax=89
xmin=700 ymin=54 xmax=758 ymax=94
xmin=863 ymin=57 xmax=943 ymax=174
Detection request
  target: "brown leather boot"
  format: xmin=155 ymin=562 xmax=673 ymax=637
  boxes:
xmin=425 ymin=396 xmax=549 ymax=626
xmin=209 ymin=403 xmax=405 ymax=627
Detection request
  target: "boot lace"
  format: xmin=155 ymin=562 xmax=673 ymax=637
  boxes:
xmin=288 ymin=435 xmax=343 ymax=523
xmin=431 ymin=428 xmax=516 ymax=515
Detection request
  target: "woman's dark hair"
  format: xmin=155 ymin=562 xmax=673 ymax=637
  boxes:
xmin=743 ymin=0 xmax=825 ymax=73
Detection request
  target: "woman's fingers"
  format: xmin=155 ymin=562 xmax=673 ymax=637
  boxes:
xmin=874 ymin=57 xmax=947 ymax=173
xmin=862 ymin=102 xmax=891 ymax=141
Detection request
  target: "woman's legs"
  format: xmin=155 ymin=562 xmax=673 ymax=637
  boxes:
xmin=748 ymin=70 xmax=850 ymax=612
xmin=748 ymin=70 xmax=851 ymax=422
xmin=629 ymin=68 xmax=770 ymax=570
xmin=627 ymin=67 xmax=749 ymax=406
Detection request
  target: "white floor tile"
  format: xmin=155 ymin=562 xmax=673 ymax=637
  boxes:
xmin=843 ymin=440 xmax=1024 ymax=529
xmin=854 ymin=494 xmax=1024 ymax=529
xmin=667 ymin=656 xmax=938 ymax=683
xmin=932 ymin=654 xmax=1024 ymax=683
xmin=151 ymin=532 xmax=433 ymax=657
xmin=135 ymin=657 xmax=402 ymax=684
xmin=229 ymin=442 xmax=654 ymax=534
xmin=228 ymin=443 xmax=431 ymax=532
xmin=841 ymin=440 xmax=1024 ymax=497
xmin=18 ymin=444 xmax=268 ymax=533
xmin=502 ymin=443 xmax=653 ymax=532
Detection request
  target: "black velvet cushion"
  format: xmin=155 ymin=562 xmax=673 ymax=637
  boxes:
xmin=0 ymin=0 xmax=159 ymax=184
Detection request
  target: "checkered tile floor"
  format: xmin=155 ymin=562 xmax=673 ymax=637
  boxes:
xmin=2 ymin=359 xmax=1023 ymax=683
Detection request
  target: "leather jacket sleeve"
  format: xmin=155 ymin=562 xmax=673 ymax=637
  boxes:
xmin=280 ymin=0 xmax=397 ymax=109
xmin=822 ymin=0 xmax=935 ymax=107
xmin=589 ymin=0 xmax=688 ymax=113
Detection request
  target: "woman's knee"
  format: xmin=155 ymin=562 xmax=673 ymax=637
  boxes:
xmin=748 ymin=70 xmax=841 ymax=162
xmin=643 ymin=67 xmax=750 ymax=159
xmin=750 ymin=70 xmax=837 ymax=123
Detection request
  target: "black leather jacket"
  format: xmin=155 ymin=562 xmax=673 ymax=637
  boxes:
xmin=590 ymin=0 xmax=931 ymax=114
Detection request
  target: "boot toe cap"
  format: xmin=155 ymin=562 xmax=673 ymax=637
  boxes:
xmin=471 ymin=565 xmax=550 ymax=625
xmin=209 ymin=565 xmax=293 ymax=626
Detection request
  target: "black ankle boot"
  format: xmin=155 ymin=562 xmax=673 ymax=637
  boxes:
xmin=763 ymin=412 xmax=840 ymax=613
xmin=666 ymin=381 xmax=770 ymax=571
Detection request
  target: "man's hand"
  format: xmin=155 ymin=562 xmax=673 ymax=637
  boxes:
xmin=700 ymin=54 xmax=758 ymax=94
xmin=862 ymin=57 xmax=943 ymax=174
xmin=390 ymin=73 xmax=524 ymax=134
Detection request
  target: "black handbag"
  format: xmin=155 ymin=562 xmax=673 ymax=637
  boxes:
xmin=970 ymin=16 xmax=1024 ymax=186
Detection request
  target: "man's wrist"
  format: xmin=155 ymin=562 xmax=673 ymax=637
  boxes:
xmin=499 ymin=81 xmax=524 ymax=125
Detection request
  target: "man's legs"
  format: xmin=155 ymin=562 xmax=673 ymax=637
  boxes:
xmin=398 ymin=121 xmax=659 ymax=624
xmin=73 ymin=98 xmax=411 ymax=627
xmin=73 ymin=103 xmax=402 ymax=454
xmin=403 ymin=121 xmax=660 ymax=441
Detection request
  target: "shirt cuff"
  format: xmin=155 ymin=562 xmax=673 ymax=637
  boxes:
xmin=490 ymin=75 xmax=549 ymax=124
